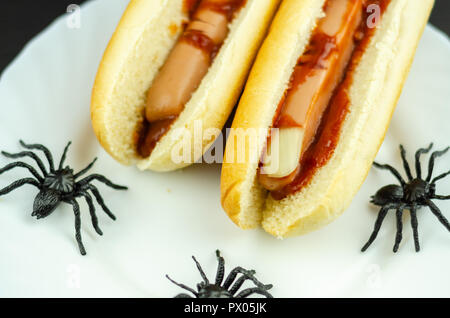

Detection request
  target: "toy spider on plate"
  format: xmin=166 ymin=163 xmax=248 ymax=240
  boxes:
xmin=362 ymin=143 xmax=450 ymax=252
xmin=0 ymin=140 xmax=128 ymax=255
xmin=166 ymin=250 xmax=273 ymax=298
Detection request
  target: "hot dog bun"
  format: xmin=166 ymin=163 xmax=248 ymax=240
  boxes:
xmin=220 ymin=0 xmax=434 ymax=236
xmin=91 ymin=0 xmax=280 ymax=171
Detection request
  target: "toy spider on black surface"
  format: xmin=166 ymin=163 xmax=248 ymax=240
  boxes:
xmin=362 ymin=143 xmax=450 ymax=252
xmin=166 ymin=250 xmax=273 ymax=298
xmin=0 ymin=140 xmax=128 ymax=255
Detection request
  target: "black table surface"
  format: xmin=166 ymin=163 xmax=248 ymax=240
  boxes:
xmin=0 ymin=0 xmax=449 ymax=74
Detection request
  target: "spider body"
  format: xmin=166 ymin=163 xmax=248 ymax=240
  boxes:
xmin=0 ymin=140 xmax=128 ymax=255
xmin=197 ymin=284 xmax=233 ymax=298
xmin=371 ymin=184 xmax=404 ymax=206
xmin=362 ymin=143 xmax=450 ymax=252
xmin=32 ymin=168 xmax=77 ymax=219
xmin=44 ymin=167 xmax=76 ymax=193
xmin=167 ymin=250 xmax=273 ymax=298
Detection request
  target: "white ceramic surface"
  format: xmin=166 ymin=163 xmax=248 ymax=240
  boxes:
xmin=0 ymin=0 xmax=449 ymax=297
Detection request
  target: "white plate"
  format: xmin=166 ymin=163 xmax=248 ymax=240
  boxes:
xmin=0 ymin=0 xmax=449 ymax=297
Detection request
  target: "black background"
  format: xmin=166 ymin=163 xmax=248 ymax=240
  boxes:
xmin=0 ymin=0 xmax=449 ymax=73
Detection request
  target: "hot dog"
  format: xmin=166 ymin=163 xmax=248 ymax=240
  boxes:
xmin=221 ymin=0 xmax=434 ymax=236
xmin=145 ymin=0 xmax=233 ymax=123
xmin=259 ymin=0 xmax=363 ymax=191
xmin=91 ymin=0 xmax=280 ymax=171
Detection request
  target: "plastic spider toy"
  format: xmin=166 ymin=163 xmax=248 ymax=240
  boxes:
xmin=0 ymin=140 xmax=128 ymax=255
xmin=362 ymin=143 xmax=450 ymax=252
xmin=166 ymin=250 xmax=273 ymax=298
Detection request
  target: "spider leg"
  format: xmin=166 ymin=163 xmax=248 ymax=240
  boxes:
xmin=426 ymin=147 xmax=450 ymax=182
xmin=83 ymin=184 xmax=116 ymax=220
xmin=229 ymin=270 xmax=256 ymax=295
xmin=433 ymin=195 xmax=450 ymax=200
xmin=166 ymin=275 xmax=198 ymax=297
xmin=426 ymin=199 xmax=450 ymax=232
xmin=78 ymin=191 xmax=103 ymax=236
xmin=74 ymin=158 xmax=98 ymax=179
xmin=174 ymin=294 xmax=194 ymax=298
xmin=399 ymin=145 xmax=413 ymax=181
xmin=361 ymin=205 xmax=393 ymax=252
xmin=223 ymin=267 xmax=251 ymax=289
xmin=414 ymin=143 xmax=433 ymax=179
xmin=431 ymin=170 xmax=450 ymax=184
xmin=77 ymin=174 xmax=128 ymax=190
xmin=0 ymin=162 xmax=43 ymax=182
xmin=67 ymin=199 xmax=86 ymax=256
xmin=192 ymin=256 xmax=209 ymax=284
xmin=373 ymin=162 xmax=405 ymax=186
xmin=223 ymin=267 xmax=270 ymax=290
xmin=410 ymin=206 xmax=420 ymax=252
xmin=19 ymin=140 xmax=55 ymax=172
xmin=235 ymin=287 xmax=273 ymax=298
xmin=58 ymin=141 xmax=72 ymax=169
xmin=215 ymin=250 xmax=225 ymax=286
xmin=1 ymin=151 xmax=47 ymax=175
xmin=393 ymin=206 xmax=405 ymax=253
xmin=0 ymin=178 xmax=40 ymax=196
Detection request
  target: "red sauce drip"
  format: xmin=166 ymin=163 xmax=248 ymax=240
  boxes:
xmin=198 ymin=0 xmax=248 ymax=21
xmin=270 ymin=0 xmax=392 ymax=200
xmin=274 ymin=33 xmax=338 ymax=129
xmin=136 ymin=0 xmax=247 ymax=158
xmin=184 ymin=0 xmax=202 ymax=18
xmin=180 ymin=29 xmax=221 ymax=60
xmin=184 ymin=0 xmax=247 ymax=20
xmin=297 ymin=34 xmax=338 ymax=71
xmin=137 ymin=117 xmax=177 ymax=158
xmin=180 ymin=0 xmax=247 ymax=58
xmin=271 ymin=89 xmax=349 ymax=200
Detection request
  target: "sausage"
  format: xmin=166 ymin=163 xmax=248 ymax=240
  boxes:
xmin=145 ymin=0 xmax=232 ymax=123
xmin=258 ymin=0 xmax=363 ymax=191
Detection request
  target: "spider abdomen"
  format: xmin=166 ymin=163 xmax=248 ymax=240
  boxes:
xmin=371 ymin=184 xmax=403 ymax=206
xmin=32 ymin=189 xmax=61 ymax=219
